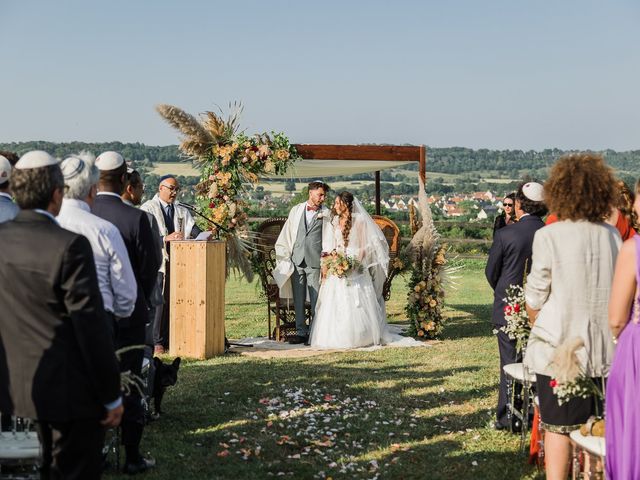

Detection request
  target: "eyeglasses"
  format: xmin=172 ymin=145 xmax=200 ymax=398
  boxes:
xmin=161 ymin=184 xmax=180 ymax=193
xmin=503 ymin=203 xmax=514 ymax=207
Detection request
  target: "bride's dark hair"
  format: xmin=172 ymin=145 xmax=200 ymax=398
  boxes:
xmin=332 ymin=191 xmax=354 ymax=248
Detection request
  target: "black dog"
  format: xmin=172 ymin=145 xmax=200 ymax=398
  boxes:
xmin=150 ymin=357 xmax=181 ymax=419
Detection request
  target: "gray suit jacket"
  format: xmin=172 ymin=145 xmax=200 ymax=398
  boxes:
xmin=0 ymin=194 xmax=18 ymax=223
xmin=291 ymin=209 xmax=324 ymax=268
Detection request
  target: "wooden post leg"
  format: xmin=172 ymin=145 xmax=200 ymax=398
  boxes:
xmin=375 ymin=171 xmax=381 ymax=215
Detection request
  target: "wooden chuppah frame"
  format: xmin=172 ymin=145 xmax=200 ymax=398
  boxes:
xmin=292 ymin=144 xmax=427 ymax=214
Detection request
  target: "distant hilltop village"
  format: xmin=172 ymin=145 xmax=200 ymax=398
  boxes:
xmin=376 ymin=191 xmax=499 ymax=219
xmin=251 ymin=190 xmax=504 ymax=220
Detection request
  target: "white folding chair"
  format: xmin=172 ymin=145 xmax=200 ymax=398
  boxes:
xmin=0 ymin=416 xmax=41 ymax=479
xmin=503 ymin=362 xmax=537 ymax=451
xmin=570 ymin=429 xmax=605 ymax=479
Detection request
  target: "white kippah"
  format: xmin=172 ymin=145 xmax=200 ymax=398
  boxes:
xmin=0 ymin=155 xmax=11 ymax=184
xmin=95 ymin=151 xmax=124 ymax=171
xmin=61 ymin=156 xmax=86 ymax=180
xmin=15 ymin=150 xmax=59 ymax=170
xmin=523 ymin=182 xmax=544 ymax=202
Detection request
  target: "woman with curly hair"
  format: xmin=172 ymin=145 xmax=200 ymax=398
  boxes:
xmin=523 ymin=153 xmax=621 ymax=480
xmin=606 ymin=178 xmax=640 ymax=479
xmin=546 ymin=179 xmax=637 ymax=240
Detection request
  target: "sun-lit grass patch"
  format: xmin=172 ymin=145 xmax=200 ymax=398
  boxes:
xmin=107 ymin=260 xmax=543 ymax=480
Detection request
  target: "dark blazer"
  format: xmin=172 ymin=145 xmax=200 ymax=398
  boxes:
xmin=485 ymin=214 xmax=545 ymax=326
xmin=0 ymin=210 xmax=120 ymax=421
xmin=93 ymin=194 xmax=161 ymax=327
xmin=492 ymin=214 xmax=516 ymax=238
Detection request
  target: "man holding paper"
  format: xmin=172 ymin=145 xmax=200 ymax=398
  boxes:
xmin=141 ymin=174 xmax=201 ymax=354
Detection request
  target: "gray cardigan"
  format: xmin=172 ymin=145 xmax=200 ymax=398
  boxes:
xmin=523 ymin=220 xmax=621 ymax=377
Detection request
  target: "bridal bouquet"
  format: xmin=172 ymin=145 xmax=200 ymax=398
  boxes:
xmin=500 ymin=284 xmax=531 ymax=354
xmin=321 ymin=250 xmax=361 ymax=278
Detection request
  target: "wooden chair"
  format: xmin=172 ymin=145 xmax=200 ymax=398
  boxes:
xmin=372 ymin=215 xmax=402 ymax=300
xmin=254 ymin=218 xmax=311 ymax=341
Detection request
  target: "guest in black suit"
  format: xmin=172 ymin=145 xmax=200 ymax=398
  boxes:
xmin=0 ymin=151 xmax=122 ymax=479
xmin=485 ymin=182 xmax=547 ymax=431
xmin=92 ymin=152 xmax=162 ymax=474
xmin=121 ymin=169 xmax=164 ymax=348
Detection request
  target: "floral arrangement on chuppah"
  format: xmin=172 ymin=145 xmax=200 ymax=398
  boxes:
xmin=405 ymin=176 xmax=458 ymax=339
xmin=156 ymin=103 xmax=301 ymax=279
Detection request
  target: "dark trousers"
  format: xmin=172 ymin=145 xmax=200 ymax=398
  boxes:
xmin=105 ymin=311 xmax=116 ymax=344
xmin=38 ymin=418 xmax=105 ymax=480
xmin=116 ymin=323 xmax=146 ymax=452
xmin=291 ymin=264 xmax=320 ymax=337
xmin=496 ymin=328 xmax=521 ymax=426
xmin=148 ymin=272 xmax=164 ymax=347
xmin=153 ymin=268 xmax=170 ymax=349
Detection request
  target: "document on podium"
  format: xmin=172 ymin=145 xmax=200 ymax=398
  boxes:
xmin=194 ymin=231 xmax=214 ymax=241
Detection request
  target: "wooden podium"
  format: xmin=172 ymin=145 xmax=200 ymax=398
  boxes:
xmin=169 ymin=241 xmax=226 ymax=359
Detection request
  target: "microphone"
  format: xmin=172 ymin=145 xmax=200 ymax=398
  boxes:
xmin=177 ymin=201 xmax=197 ymax=211
xmin=177 ymin=217 xmax=184 ymax=234
xmin=176 ymin=201 xmax=230 ymax=234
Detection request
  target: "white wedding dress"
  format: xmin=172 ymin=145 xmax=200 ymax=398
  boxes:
xmin=309 ymin=200 xmax=420 ymax=349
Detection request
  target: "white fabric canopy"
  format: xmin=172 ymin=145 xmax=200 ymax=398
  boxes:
xmin=262 ymin=159 xmax=414 ymax=179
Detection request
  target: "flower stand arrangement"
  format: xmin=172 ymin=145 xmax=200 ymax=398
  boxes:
xmin=156 ymin=103 xmax=300 ymax=279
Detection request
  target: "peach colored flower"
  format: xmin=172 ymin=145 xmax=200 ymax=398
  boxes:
xmin=258 ymin=144 xmax=271 ymax=158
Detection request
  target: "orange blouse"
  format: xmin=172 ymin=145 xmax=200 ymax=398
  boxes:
xmin=545 ymin=210 xmax=636 ymax=241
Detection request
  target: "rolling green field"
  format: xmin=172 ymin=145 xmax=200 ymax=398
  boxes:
xmin=151 ymin=162 xmax=201 ymax=177
xmin=150 ymin=162 xmax=518 ymax=198
xmin=108 ymin=260 xmax=542 ymax=480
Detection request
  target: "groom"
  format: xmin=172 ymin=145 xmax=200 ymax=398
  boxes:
xmin=274 ymin=181 xmax=330 ymax=345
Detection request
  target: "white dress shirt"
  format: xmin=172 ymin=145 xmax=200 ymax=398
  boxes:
xmin=0 ymin=193 xmax=19 ymax=223
xmin=57 ymin=198 xmax=137 ymax=318
xmin=304 ymin=202 xmax=319 ymax=228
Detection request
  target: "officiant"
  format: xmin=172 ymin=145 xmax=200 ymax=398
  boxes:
xmin=274 ymin=181 xmax=331 ymax=345
xmin=141 ymin=174 xmax=200 ymax=354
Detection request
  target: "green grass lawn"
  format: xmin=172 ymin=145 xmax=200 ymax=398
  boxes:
xmin=109 ymin=260 xmax=542 ymax=479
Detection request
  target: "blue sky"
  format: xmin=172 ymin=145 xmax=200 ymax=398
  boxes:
xmin=1 ymin=0 xmax=639 ymax=150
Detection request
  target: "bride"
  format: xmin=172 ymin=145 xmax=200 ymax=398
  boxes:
xmin=309 ymin=191 xmax=411 ymax=349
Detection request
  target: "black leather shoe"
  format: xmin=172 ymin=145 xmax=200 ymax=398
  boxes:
xmin=123 ymin=457 xmax=156 ymax=475
xmin=288 ymin=335 xmax=308 ymax=345
xmin=510 ymin=419 xmax=523 ymax=433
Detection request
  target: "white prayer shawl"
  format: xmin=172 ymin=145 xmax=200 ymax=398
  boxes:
xmin=140 ymin=194 xmax=196 ymax=274
xmin=274 ymin=202 xmax=331 ymax=299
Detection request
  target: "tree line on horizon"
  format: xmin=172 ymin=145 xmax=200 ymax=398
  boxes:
xmin=1 ymin=141 xmax=638 ymax=178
